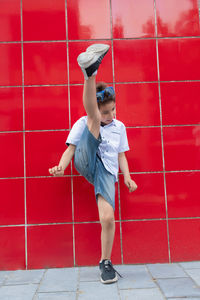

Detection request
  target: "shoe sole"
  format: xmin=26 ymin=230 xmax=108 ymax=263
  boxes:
xmin=77 ymin=44 xmax=110 ymax=68
xmin=86 ymin=43 xmax=110 ymax=54
xmin=100 ymin=274 xmax=118 ymax=284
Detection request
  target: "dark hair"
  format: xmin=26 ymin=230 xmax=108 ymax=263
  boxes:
xmin=96 ymin=82 xmax=115 ymax=107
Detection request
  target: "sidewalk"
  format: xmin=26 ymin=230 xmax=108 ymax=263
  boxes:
xmin=0 ymin=261 xmax=200 ymax=300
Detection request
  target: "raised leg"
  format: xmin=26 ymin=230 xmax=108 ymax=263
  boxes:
xmin=77 ymin=44 xmax=110 ymax=138
xmin=83 ymin=75 xmax=101 ymax=139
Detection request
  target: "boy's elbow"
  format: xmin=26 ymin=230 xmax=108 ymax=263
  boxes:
xmin=118 ymin=152 xmax=125 ymax=159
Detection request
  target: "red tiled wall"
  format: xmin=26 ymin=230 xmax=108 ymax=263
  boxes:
xmin=0 ymin=0 xmax=200 ymax=270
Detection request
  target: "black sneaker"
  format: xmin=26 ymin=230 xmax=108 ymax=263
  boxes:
xmin=99 ymin=259 xmax=122 ymax=284
xmin=77 ymin=44 xmax=110 ymax=80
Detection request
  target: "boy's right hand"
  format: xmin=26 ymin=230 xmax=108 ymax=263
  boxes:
xmin=49 ymin=166 xmax=64 ymax=176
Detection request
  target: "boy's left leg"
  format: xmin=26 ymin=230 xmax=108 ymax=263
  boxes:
xmin=98 ymin=194 xmax=115 ymax=261
xmin=98 ymin=195 xmax=121 ymax=284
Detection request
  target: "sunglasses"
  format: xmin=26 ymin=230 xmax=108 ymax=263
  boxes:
xmin=96 ymin=86 xmax=115 ymax=103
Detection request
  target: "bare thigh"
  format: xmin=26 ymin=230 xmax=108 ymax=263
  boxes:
xmin=87 ymin=112 xmax=101 ymax=140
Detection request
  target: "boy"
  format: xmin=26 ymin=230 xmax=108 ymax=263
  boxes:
xmin=49 ymin=44 xmax=137 ymax=284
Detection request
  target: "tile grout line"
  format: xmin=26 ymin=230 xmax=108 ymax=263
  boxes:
xmin=20 ymin=0 xmax=28 ymax=271
xmin=2 ymin=78 xmax=200 ymax=89
xmin=154 ymin=0 xmax=171 ymax=263
xmin=1 ymin=169 xmax=200 ymax=181
xmin=145 ymin=264 xmax=167 ymax=300
xmin=1 ymin=35 xmax=200 ymax=44
xmin=75 ymin=268 xmax=80 ymax=300
xmin=1 ymin=216 xmax=200 ymax=229
xmin=65 ymin=3 xmax=71 ymax=131
xmin=71 ymin=175 xmax=76 ymax=267
xmin=1 ymin=124 xmax=200 ymax=135
xmin=109 ymin=0 xmax=123 ymax=266
xmin=32 ymin=269 xmax=47 ymax=300
xmin=179 ymin=262 xmax=200 ymax=287
xmin=117 ymin=180 xmax=124 ymax=265
xmin=2 ymin=79 xmax=200 ymax=89
xmin=64 ymin=0 xmax=76 ymax=267
xmin=199 ymin=0 xmax=200 ymax=23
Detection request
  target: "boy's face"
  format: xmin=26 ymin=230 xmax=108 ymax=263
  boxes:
xmin=99 ymin=101 xmax=116 ymax=125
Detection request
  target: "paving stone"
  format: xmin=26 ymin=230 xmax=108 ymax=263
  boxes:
xmin=0 ymin=284 xmax=37 ymax=300
xmin=79 ymin=266 xmax=99 ymax=282
xmin=0 ymin=272 xmax=11 ymax=285
xmin=147 ymin=263 xmax=187 ymax=278
xmin=35 ymin=292 xmax=76 ymax=300
xmin=119 ymin=288 xmax=165 ymax=300
xmin=157 ymin=277 xmax=200 ymax=298
xmin=39 ymin=268 xmax=79 ymax=292
xmin=180 ymin=262 xmax=200 ymax=269
xmin=185 ymin=269 xmax=200 ymax=286
xmin=1 ymin=262 xmax=200 ymax=299
xmin=168 ymin=298 xmax=200 ymax=300
xmin=4 ymin=269 xmax=44 ymax=285
xmin=116 ymin=264 xmax=156 ymax=289
xmin=78 ymin=281 xmax=120 ymax=300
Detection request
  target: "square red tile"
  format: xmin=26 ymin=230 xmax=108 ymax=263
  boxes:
xmin=0 ymin=179 xmax=24 ymax=225
xmin=114 ymin=40 xmax=158 ymax=82
xmin=0 ymin=44 xmax=22 ymax=86
xmin=70 ymin=85 xmax=85 ymax=126
xmin=68 ymin=41 xmax=112 ymax=84
xmin=75 ymin=222 xmax=121 ymax=266
xmin=156 ymin=0 xmax=200 ymax=37
xmin=115 ymin=83 xmax=160 ymax=126
xmin=24 ymin=86 xmax=69 ymax=130
xmin=169 ymin=219 xmax=200 ymax=262
xmin=112 ymin=0 xmax=155 ymax=38
xmin=67 ymin=0 xmax=111 ymax=40
xmin=166 ymin=172 xmax=200 ymax=218
xmin=119 ymin=173 xmax=166 ymax=220
xmin=126 ymin=127 xmax=163 ymax=172
xmin=23 ymin=0 xmax=66 ymax=41
xmin=23 ymin=42 xmax=68 ymax=85
xmin=0 ymin=227 xmax=25 ymax=270
xmin=27 ymin=177 xmax=72 ymax=224
xmin=25 ymin=131 xmax=70 ymax=177
xmin=0 ymin=88 xmax=23 ymax=131
xmin=73 ymin=176 xmax=119 ymax=222
xmin=27 ymin=224 xmax=73 ymax=269
xmin=73 ymin=176 xmax=99 ymax=222
xmin=161 ymin=82 xmax=200 ymax=126
xmin=0 ymin=0 xmax=21 ymax=42
xmin=158 ymin=38 xmax=200 ymax=81
xmin=0 ymin=132 xmax=24 ymax=178
xmin=122 ymin=220 xmax=169 ymax=264
xmin=163 ymin=126 xmax=200 ymax=171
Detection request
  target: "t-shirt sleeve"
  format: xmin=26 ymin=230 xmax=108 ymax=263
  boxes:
xmin=66 ymin=117 xmax=86 ymax=146
xmin=118 ymin=123 xmax=130 ymax=153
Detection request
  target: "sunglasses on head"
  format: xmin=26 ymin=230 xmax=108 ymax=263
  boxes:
xmin=96 ymin=86 xmax=115 ymax=103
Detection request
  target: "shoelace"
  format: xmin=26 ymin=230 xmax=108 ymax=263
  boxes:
xmin=104 ymin=260 xmax=123 ymax=278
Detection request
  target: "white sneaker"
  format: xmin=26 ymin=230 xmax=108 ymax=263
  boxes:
xmin=77 ymin=44 xmax=110 ymax=80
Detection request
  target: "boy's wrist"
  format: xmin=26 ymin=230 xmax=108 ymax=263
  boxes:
xmin=58 ymin=164 xmax=65 ymax=171
xmin=124 ymin=173 xmax=131 ymax=181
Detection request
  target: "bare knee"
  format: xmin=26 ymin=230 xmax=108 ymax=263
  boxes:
xmin=100 ymin=214 xmax=115 ymax=229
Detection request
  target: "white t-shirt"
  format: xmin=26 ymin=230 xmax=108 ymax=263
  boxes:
xmin=66 ymin=116 xmax=129 ymax=181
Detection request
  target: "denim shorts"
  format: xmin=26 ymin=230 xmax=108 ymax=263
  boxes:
xmin=74 ymin=126 xmax=116 ymax=210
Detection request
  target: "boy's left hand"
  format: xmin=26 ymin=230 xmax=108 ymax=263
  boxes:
xmin=124 ymin=177 xmax=138 ymax=193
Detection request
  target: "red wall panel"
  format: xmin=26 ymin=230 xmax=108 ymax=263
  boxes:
xmin=0 ymin=0 xmax=200 ymax=270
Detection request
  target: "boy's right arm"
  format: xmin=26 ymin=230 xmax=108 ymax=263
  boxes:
xmin=49 ymin=144 xmax=76 ymax=176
